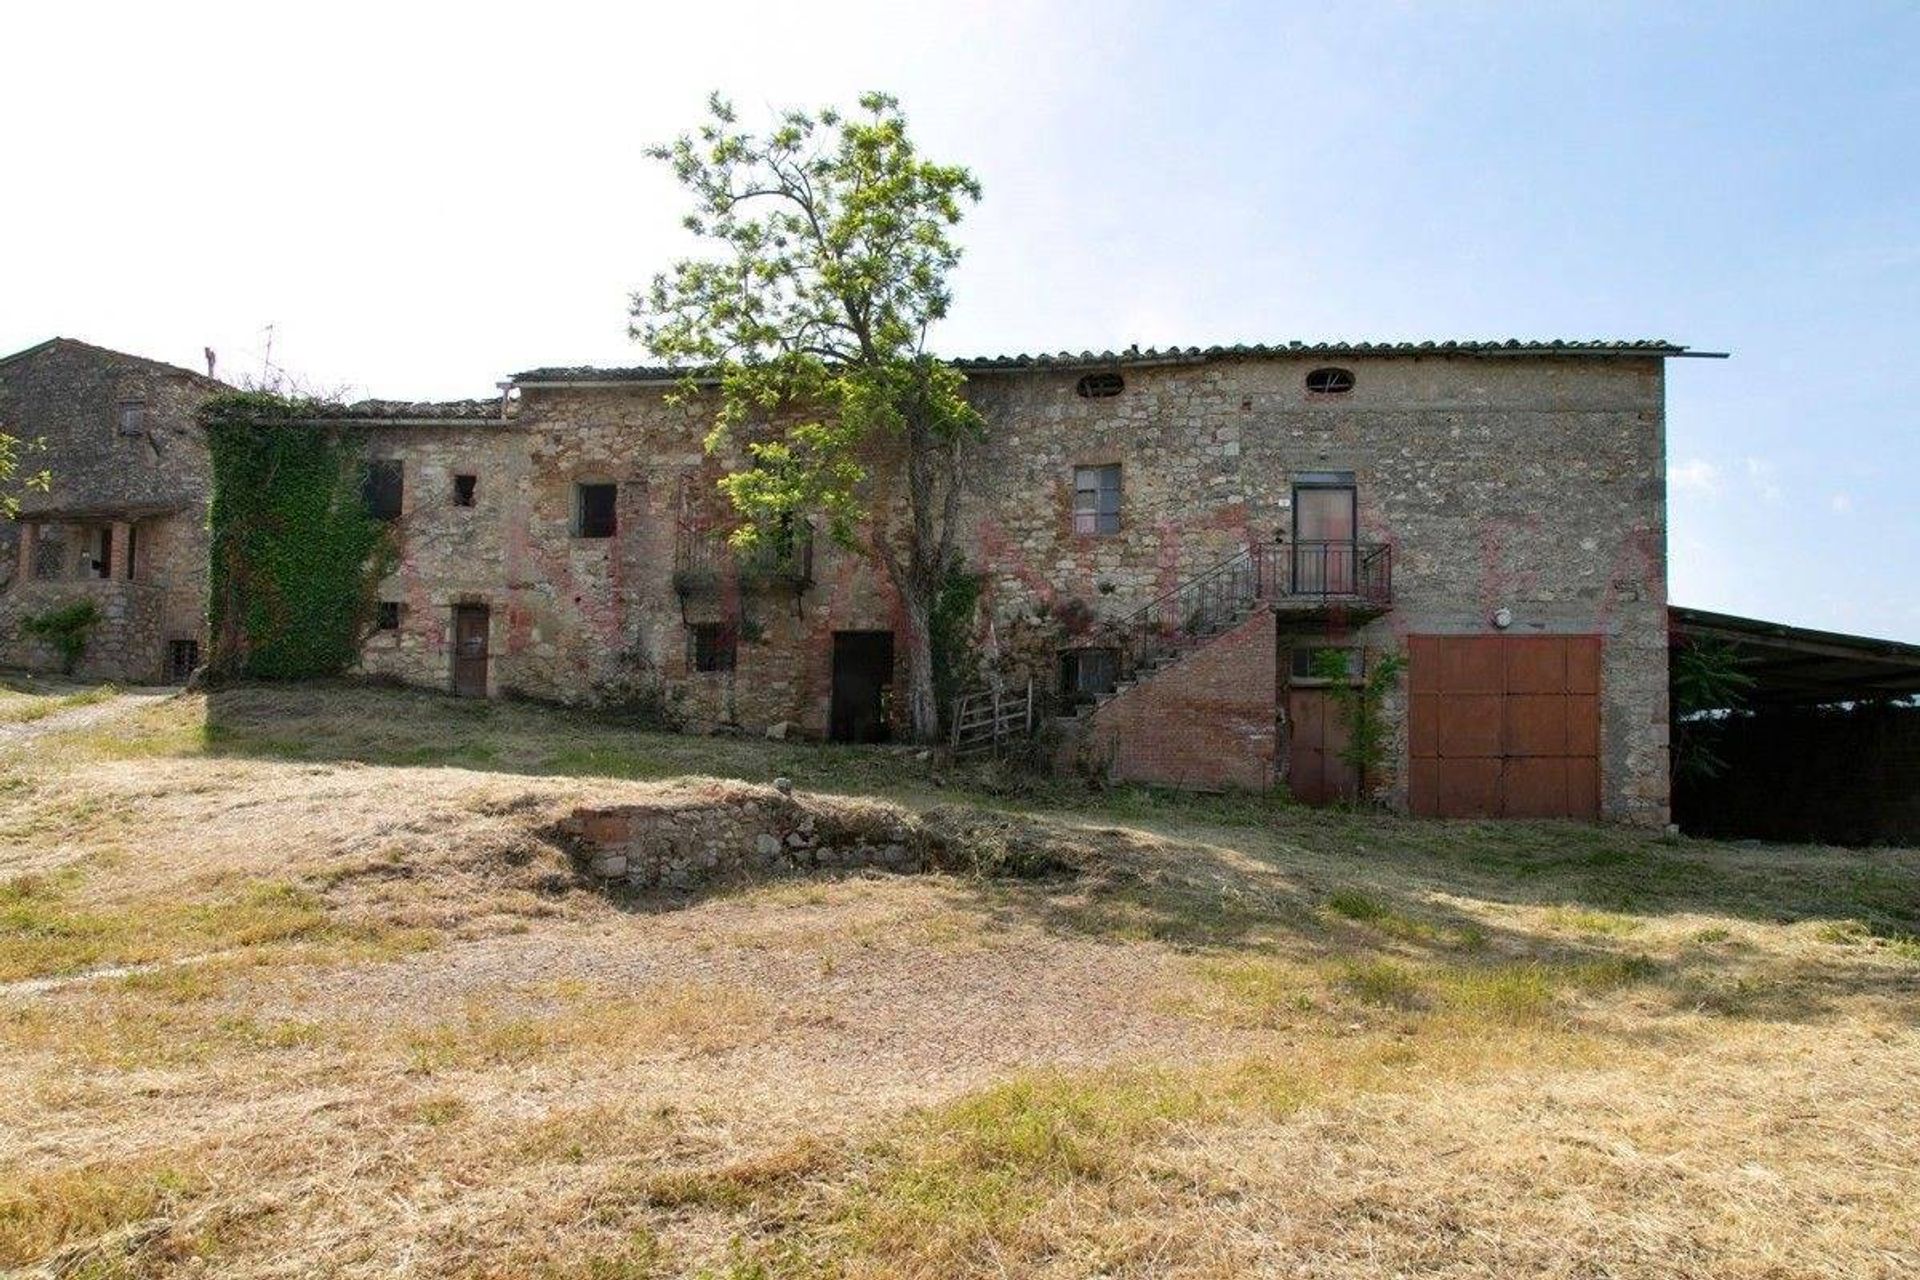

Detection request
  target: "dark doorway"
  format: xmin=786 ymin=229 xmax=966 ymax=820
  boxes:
xmin=830 ymin=630 xmax=894 ymax=743
xmin=452 ymin=604 xmax=490 ymax=698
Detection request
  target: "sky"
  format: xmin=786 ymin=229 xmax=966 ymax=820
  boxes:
xmin=4 ymin=1 xmax=1915 ymax=639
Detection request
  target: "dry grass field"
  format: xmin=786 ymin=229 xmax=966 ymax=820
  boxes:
xmin=2 ymin=681 xmax=1917 ymax=1278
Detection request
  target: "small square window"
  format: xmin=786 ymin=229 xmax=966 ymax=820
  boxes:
xmin=689 ymin=622 xmax=736 ymax=673
xmin=376 ymin=601 xmax=402 ymax=631
xmin=117 ymin=401 xmax=147 ymax=437
xmin=1072 ymin=465 xmax=1121 ymax=535
xmin=363 ymin=460 xmax=404 ymax=521
xmin=1291 ymin=646 xmax=1362 ymax=682
xmin=1059 ymin=647 xmax=1119 ymax=701
xmin=453 ymin=474 xmax=477 ymax=507
xmin=167 ymin=639 xmax=200 ymax=682
xmin=575 ymin=483 xmax=617 ymax=538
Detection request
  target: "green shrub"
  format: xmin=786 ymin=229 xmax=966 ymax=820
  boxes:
xmin=20 ymin=600 xmax=101 ymax=674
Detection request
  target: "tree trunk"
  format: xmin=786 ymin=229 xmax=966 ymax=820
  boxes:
xmin=899 ymin=583 xmax=939 ymax=744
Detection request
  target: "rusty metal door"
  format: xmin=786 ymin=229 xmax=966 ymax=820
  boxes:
xmin=1408 ymin=635 xmax=1600 ymax=819
xmin=452 ymin=605 xmax=489 ymax=698
xmin=1287 ymin=687 xmax=1358 ymax=805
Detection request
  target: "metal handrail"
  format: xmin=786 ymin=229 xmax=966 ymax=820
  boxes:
xmin=1116 ymin=540 xmax=1391 ymax=681
xmin=673 ymin=521 xmax=815 ymax=589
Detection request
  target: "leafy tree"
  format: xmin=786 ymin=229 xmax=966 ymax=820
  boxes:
xmin=0 ymin=425 xmax=50 ymax=519
xmin=1671 ymin=638 xmax=1754 ymax=780
xmin=635 ymin=92 xmax=984 ymax=743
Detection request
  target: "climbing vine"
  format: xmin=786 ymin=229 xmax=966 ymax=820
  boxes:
xmin=1311 ymin=646 xmax=1407 ymax=801
xmin=929 ymin=566 xmax=983 ymax=734
xmin=201 ymin=393 xmax=397 ymax=680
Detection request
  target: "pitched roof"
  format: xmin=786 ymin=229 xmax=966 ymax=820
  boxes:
xmin=0 ymin=336 xmax=230 ymax=390
xmin=511 ymin=339 xmax=1719 ymax=386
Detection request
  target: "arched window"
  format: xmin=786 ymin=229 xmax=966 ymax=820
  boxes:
xmin=1075 ymin=372 xmax=1125 ymax=398
xmin=1305 ymin=367 xmax=1356 ymax=395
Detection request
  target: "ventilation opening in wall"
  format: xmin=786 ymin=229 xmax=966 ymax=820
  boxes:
xmin=453 ymin=474 xmax=477 ymax=507
xmin=1305 ymin=367 xmax=1356 ymax=394
xmin=168 ymin=639 xmax=200 ymax=682
xmin=1075 ymin=372 xmax=1125 ymax=398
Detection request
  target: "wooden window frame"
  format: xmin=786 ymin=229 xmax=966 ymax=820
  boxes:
xmin=1058 ymin=646 xmax=1119 ymax=701
xmin=1072 ymin=464 xmax=1122 ymax=536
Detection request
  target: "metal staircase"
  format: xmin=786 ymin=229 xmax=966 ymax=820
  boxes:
xmin=950 ymin=539 xmax=1391 ymax=751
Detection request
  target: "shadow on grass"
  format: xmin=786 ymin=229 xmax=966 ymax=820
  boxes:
xmin=149 ymin=679 xmax=1918 ymax=959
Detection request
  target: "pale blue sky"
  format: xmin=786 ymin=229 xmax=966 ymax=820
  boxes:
xmin=5 ymin=2 xmax=1915 ymax=638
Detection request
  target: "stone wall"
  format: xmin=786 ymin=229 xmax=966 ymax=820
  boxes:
xmin=353 ymin=351 xmax=1671 ymax=824
xmin=355 ymin=396 xmax=905 ymax=732
xmin=0 ymin=576 xmax=163 ymax=679
xmin=0 ymin=339 xmax=216 ymax=519
xmin=563 ymin=784 xmax=928 ymax=890
xmin=0 ymin=339 xmax=219 ymax=682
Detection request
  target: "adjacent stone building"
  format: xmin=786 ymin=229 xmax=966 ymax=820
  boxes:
xmin=0 ymin=338 xmax=225 ymax=682
xmin=334 ymin=340 xmax=1694 ymax=827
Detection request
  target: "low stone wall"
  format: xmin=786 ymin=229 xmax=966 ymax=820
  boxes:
xmin=562 ymin=782 xmax=929 ymax=890
xmin=0 ymin=578 xmax=165 ymax=681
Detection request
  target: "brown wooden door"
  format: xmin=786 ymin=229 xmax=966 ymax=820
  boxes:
xmin=452 ymin=605 xmax=490 ymax=698
xmin=1287 ymin=686 xmax=1357 ymax=805
xmin=1408 ymin=635 xmax=1600 ymax=819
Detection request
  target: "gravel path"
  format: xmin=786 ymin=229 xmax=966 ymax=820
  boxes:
xmin=0 ymin=685 xmax=176 ymax=748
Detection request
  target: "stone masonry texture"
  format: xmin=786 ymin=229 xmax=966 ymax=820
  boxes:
xmin=351 ymin=351 xmax=1672 ymax=826
xmin=0 ymin=339 xmax=221 ymax=681
xmin=0 ymin=338 xmax=1673 ymax=824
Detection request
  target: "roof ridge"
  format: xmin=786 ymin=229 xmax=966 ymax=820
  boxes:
xmin=0 ymin=336 xmax=232 ymax=389
xmin=511 ymin=338 xmax=1715 ymax=385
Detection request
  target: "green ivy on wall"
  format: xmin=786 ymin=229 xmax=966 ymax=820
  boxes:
xmin=202 ymin=393 xmax=396 ymax=680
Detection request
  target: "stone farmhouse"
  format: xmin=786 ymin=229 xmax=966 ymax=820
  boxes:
xmin=0 ymin=338 xmax=224 ymax=682
xmin=0 ymin=334 xmax=1718 ymax=826
xmin=320 ymin=340 xmax=1697 ymax=828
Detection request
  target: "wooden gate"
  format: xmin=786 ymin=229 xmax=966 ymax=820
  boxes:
xmin=1408 ymin=635 xmax=1601 ymax=819
xmin=452 ymin=604 xmax=490 ymax=698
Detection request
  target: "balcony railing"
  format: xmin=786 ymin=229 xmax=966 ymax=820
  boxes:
xmin=672 ymin=522 xmax=815 ymax=596
xmin=1257 ymin=540 xmax=1393 ymax=604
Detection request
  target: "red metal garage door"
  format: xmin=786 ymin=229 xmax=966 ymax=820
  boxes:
xmin=1408 ymin=635 xmax=1601 ymax=819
